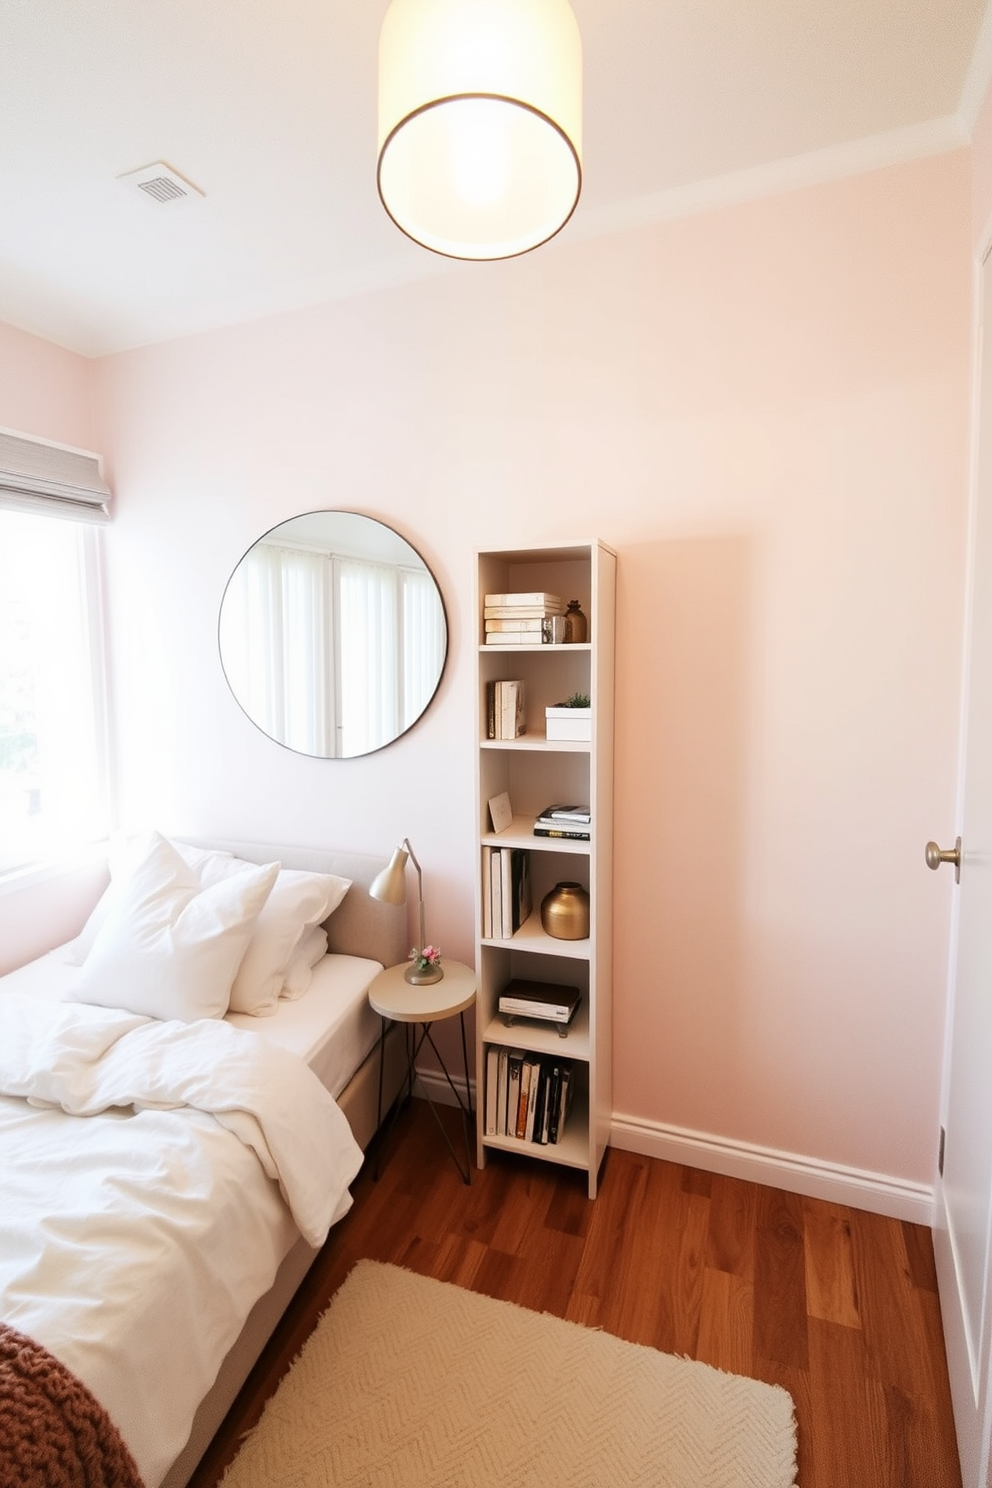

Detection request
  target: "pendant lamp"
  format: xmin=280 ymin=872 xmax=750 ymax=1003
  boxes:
xmin=377 ymin=0 xmax=582 ymax=261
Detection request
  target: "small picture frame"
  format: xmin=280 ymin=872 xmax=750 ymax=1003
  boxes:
xmin=488 ymin=790 xmax=513 ymax=834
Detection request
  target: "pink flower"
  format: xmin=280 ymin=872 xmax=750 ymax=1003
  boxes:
xmin=410 ymin=944 xmax=441 ymax=967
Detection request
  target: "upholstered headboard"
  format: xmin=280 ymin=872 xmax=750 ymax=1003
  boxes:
xmin=178 ymin=839 xmax=407 ymax=970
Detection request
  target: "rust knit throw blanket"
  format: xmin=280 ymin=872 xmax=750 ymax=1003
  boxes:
xmin=0 ymin=1322 xmax=144 ymax=1488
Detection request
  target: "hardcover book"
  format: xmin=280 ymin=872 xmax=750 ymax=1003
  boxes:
xmin=538 ymin=803 xmax=591 ymax=822
xmin=484 ymin=592 xmax=564 ymax=609
xmin=485 ymin=1047 xmax=500 ymax=1135
xmin=485 ymin=680 xmax=526 ymax=739
xmin=485 ymin=616 xmax=569 ymax=644
xmin=499 ymin=847 xmax=532 ymax=938
xmin=484 ymin=605 xmax=563 ymax=619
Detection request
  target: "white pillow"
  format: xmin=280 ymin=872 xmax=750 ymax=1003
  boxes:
xmin=227 ymin=869 xmax=349 ymax=1016
xmin=280 ymin=925 xmax=329 ymax=1001
xmin=69 ymin=834 xmax=279 ymax=1022
xmin=181 ymin=850 xmax=349 ymax=1015
xmin=64 ymin=834 xmax=235 ymax=966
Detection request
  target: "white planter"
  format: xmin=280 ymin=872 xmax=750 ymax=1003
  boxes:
xmin=545 ymin=706 xmax=591 ymax=741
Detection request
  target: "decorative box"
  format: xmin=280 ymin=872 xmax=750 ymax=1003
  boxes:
xmin=545 ymin=706 xmax=591 ymax=741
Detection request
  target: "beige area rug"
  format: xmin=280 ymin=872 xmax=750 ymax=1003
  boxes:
xmin=221 ymin=1260 xmax=798 ymax=1488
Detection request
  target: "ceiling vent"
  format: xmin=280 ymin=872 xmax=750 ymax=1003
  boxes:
xmin=118 ymin=162 xmax=204 ymax=205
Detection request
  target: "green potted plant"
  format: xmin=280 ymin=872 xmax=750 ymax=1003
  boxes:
xmin=545 ymin=691 xmax=591 ymax=741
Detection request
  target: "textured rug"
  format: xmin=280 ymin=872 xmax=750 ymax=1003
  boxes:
xmin=221 ymin=1260 xmax=798 ymax=1488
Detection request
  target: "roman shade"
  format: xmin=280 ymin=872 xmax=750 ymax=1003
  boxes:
xmin=0 ymin=428 xmax=112 ymax=522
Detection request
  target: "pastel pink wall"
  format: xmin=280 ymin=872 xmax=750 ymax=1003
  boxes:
xmin=78 ymin=148 xmax=970 ymax=1194
xmin=0 ymin=149 xmax=969 ymax=1195
xmin=0 ymin=322 xmax=109 ymax=969
xmin=973 ymin=67 xmax=992 ymax=247
xmin=0 ymin=319 xmax=96 ymax=449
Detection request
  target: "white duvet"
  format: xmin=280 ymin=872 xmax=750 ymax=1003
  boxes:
xmin=0 ymin=994 xmax=364 ymax=1488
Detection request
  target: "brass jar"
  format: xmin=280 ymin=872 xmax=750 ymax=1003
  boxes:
xmin=540 ymin=881 xmax=590 ymax=940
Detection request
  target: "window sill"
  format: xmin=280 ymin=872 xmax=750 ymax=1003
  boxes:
xmin=0 ymin=841 xmax=111 ymax=898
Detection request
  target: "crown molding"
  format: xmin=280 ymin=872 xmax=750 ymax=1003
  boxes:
xmin=571 ymin=116 xmax=970 ymax=244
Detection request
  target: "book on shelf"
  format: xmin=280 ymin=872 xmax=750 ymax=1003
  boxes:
xmin=506 ymin=1050 xmax=524 ymax=1139
xmin=484 ymin=592 xmax=564 ymax=610
xmin=485 ymin=616 xmax=551 ymax=632
xmin=481 ymin=845 xmax=494 ymax=939
xmin=485 ymin=1050 xmax=575 ymax=1145
xmin=495 ymin=1047 xmax=510 ymax=1135
xmin=550 ymin=1062 xmax=573 ymax=1143
xmin=538 ymin=803 xmax=591 ymax=823
xmin=484 ymin=847 xmax=531 ymax=940
xmin=485 ymin=680 xmax=526 ymax=739
xmin=499 ymin=847 xmax=532 ymax=938
xmin=485 ymin=1047 xmax=500 ymax=1136
xmin=515 ymin=1057 xmax=536 ymax=1139
xmin=498 ymin=976 xmax=581 ymax=1026
xmin=524 ymin=1056 xmax=541 ymax=1140
xmin=490 ymin=848 xmax=502 ymax=937
xmin=485 ymin=606 xmax=563 ymax=621
xmin=534 ymin=802 xmax=592 ymax=841
xmin=484 ymin=616 xmax=568 ymax=644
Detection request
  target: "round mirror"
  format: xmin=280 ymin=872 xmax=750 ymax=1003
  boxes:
xmin=219 ymin=511 xmax=447 ymax=758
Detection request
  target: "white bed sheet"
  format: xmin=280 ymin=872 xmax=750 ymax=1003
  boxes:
xmin=1 ymin=946 xmax=384 ymax=1100
xmin=0 ymin=947 xmax=384 ymax=1488
xmin=226 ymin=953 xmax=384 ymax=1097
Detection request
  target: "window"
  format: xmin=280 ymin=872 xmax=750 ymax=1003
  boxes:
xmin=0 ymin=509 xmax=111 ymax=875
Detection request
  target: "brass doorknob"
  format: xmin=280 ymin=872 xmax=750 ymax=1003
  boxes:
xmin=926 ymin=836 xmax=961 ymax=883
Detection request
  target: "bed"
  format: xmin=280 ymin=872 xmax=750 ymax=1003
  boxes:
xmin=0 ymin=834 xmax=409 ymax=1488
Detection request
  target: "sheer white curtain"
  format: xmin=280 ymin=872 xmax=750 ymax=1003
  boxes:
xmin=402 ymin=566 xmax=446 ymax=722
xmin=219 ymin=542 xmax=330 ymax=755
xmin=335 ymin=558 xmax=400 ymax=757
xmin=0 ymin=511 xmax=110 ymax=872
xmin=336 ymin=560 xmax=446 ymax=756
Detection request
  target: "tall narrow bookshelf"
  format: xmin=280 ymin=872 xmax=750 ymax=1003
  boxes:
xmin=474 ymin=540 xmax=615 ymax=1199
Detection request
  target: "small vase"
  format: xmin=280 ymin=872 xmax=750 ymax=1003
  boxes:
xmin=564 ymin=599 xmax=587 ymax=644
xmin=541 ymin=881 xmax=590 ymax=940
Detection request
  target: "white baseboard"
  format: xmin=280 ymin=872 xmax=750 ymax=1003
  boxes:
xmin=414 ymin=1072 xmax=933 ymax=1224
xmin=611 ymin=1112 xmax=934 ymax=1224
xmin=410 ymin=1068 xmax=474 ymax=1109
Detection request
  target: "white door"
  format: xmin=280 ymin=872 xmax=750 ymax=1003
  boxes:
xmin=934 ymin=243 xmax=992 ymax=1488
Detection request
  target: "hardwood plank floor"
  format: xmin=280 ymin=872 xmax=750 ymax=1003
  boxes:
xmin=189 ymin=1099 xmax=962 ymax=1488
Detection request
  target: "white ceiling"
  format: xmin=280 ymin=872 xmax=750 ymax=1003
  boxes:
xmin=1 ymin=0 xmax=989 ymax=358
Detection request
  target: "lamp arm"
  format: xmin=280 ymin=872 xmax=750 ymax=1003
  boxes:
xmin=401 ymin=837 xmax=428 ymax=950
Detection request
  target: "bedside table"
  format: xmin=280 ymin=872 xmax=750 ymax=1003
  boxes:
xmin=369 ymin=959 xmax=477 ymax=1183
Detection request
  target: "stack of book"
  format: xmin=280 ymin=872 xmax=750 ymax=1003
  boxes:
xmin=484 ymin=592 xmax=568 ymax=645
xmin=533 ymin=803 xmax=591 ymax=840
xmin=486 ymin=679 xmax=525 ymax=739
xmin=484 ymin=1047 xmax=575 ymax=1144
xmin=482 ymin=847 xmax=532 ymax=939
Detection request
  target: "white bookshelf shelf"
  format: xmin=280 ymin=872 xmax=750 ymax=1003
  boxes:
xmin=483 ymin=999 xmax=591 ymax=1059
xmin=482 ymin=817 xmax=590 ymax=855
xmin=473 ymin=541 xmax=615 ymax=1200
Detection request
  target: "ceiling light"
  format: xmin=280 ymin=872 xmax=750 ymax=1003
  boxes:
xmin=377 ymin=0 xmax=582 ymax=261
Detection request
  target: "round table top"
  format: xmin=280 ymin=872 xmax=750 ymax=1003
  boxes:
xmin=368 ymin=958 xmax=477 ymax=1022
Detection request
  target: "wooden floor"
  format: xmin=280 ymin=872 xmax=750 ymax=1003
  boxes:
xmin=190 ymin=1098 xmax=962 ymax=1488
